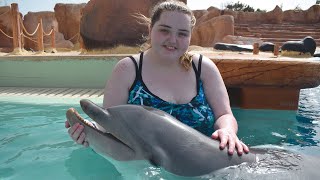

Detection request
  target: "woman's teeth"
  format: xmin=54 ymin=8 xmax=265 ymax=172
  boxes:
xmin=165 ymin=45 xmax=176 ymax=50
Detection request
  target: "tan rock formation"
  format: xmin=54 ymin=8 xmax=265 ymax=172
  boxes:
xmin=23 ymin=11 xmax=73 ymax=51
xmin=223 ymin=10 xmax=258 ymax=24
xmin=191 ymin=15 xmax=234 ymax=47
xmin=54 ymin=3 xmax=86 ymax=44
xmin=192 ymin=10 xmax=207 ymax=20
xmin=224 ymin=5 xmax=283 ymax=24
xmin=195 ymin=7 xmax=221 ymax=25
xmin=0 ymin=6 xmax=13 ymax=50
xmin=263 ymin=5 xmax=283 ymax=24
xmin=283 ymin=5 xmax=320 ymax=23
xmin=221 ymin=35 xmax=263 ymax=45
xmin=80 ymin=0 xmax=186 ymax=49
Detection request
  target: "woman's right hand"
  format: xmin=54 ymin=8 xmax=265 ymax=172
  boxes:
xmin=65 ymin=121 xmax=89 ymax=147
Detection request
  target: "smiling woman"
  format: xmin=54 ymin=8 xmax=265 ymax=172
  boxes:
xmin=65 ymin=0 xmax=250 ymax=157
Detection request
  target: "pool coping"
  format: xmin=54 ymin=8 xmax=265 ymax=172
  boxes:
xmin=0 ymin=87 xmax=104 ymax=98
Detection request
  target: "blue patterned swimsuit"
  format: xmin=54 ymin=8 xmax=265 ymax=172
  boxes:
xmin=127 ymin=53 xmax=215 ymax=136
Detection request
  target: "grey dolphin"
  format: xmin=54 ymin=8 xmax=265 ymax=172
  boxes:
xmin=66 ymin=99 xmax=257 ymax=177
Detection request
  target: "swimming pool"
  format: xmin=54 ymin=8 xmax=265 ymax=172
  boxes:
xmin=0 ymin=87 xmax=319 ymax=179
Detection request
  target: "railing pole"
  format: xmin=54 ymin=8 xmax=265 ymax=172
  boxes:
xmin=37 ymin=18 xmax=44 ymax=52
xmin=10 ymin=3 xmax=22 ymax=53
xmin=51 ymin=26 xmax=56 ymax=52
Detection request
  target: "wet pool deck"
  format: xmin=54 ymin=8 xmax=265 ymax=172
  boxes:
xmin=0 ymin=87 xmax=104 ymax=98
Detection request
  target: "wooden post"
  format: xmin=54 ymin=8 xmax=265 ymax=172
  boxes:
xmin=37 ymin=18 xmax=44 ymax=52
xmin=253 ymin=42 xmax=259 ymax=55
xmin=274 ymin=44 xmax=279 ymax=56
xmin=79 ymin=7 xmax=85 ymax=51
xmin=51 ymin=26 xmax=56 ymax=50
xmin=10 ymin=3 xmax=22 ymax=53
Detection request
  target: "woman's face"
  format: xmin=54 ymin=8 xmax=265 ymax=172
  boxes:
xmin=150 ymin=11 xmax=192 ymax=61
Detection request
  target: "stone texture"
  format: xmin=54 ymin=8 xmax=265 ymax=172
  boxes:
xmin=223 ymin=5 xmax=283 ymax=24
xmin=221 ymin=35 xmax=263 ymax=45
xmin=54 ymin=3 xmax=86 ymax=44
xmin=283 ymin=5 xmax=320 ymax=24
xmin=211 ymin=57 xmax=320 ymax=89
xmin=191 ymin=15 xmax=234 ymax=47
xmin=0 ymin=6 xmax=13 ymax=50
xmin=263 ymin=5 xmax=283 ymax=24
xmin=23 ymin=11 xmax=73 ymax=51
xmin=195 ymin=7 xmax=221 ymax=25
xmin=80 ymin=0 xmax=186 ymax=49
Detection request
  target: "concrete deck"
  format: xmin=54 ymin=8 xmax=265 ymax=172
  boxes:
xmin=0 ymin=87 xmax=104 ymax=98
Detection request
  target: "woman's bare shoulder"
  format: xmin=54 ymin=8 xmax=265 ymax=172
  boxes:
xmin=113 ymin=54 xmax=140 ymax=75
xmin=191 ymin=53 xmax=217 ymax=69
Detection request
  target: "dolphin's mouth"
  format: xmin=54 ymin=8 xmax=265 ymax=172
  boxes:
xmin=68 ymin=108 xmax=105 ymax=133
xmin=67 ymin=108 xmax=133 ymax=150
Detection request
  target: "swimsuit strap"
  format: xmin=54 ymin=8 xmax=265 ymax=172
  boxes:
xmin=191 ymin=54 xmax=202 ymax=92
xmin=128 ymin=53 xmax=143 ymax=81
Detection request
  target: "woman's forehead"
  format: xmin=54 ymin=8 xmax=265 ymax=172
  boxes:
xmin=156 ymin=11 xmax=192 ymax=29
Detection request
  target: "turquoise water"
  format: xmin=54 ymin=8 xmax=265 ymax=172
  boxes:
xmin=0 ymin=87 xmax=320 ymax=179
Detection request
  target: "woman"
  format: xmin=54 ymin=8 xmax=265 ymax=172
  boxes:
xmin=66 ymin=0 xmax=249 ymax=155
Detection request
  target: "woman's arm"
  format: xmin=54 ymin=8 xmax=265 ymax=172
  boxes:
xmin=103 ymin=56 xmax=137 ymax=108
xmin=197 ymin=54 xmax=249 ymax=155
xmin=66 ymin=56 xmax=137 ymax=146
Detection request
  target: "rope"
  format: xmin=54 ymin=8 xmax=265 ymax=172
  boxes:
xmin=0 ymin=9 xmax=10 ymax=17
xmin=67 ymin=33 xmax=79 ymax=41
xmin=19 ymin=16 xmax=40 ymax=37
xmin=0 ymin=28 xmax=13 ymax=39
xmin=22 ymin=33 xmax=37 ymax=43
xmin=43 ymin=29 xmax=53 ymax=36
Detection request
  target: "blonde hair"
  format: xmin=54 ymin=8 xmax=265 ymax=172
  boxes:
xmin=133 ymin=0 xmax=196 ymax=70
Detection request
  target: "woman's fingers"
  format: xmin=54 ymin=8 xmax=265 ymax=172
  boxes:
xmin=211 ymin=129 xmax=250 ymax=155
xmin=65 ymin=120 xmax=70 ymax=128
xmin=227 ymin=137 xmax=236 ymax=155
xmin=76 ymin=132 xmax=86 ymax=144
xmin=68 ymin=123 xmax=84 ymax=143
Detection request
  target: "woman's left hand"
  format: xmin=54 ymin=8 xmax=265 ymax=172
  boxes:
xmin=211 ymin=128 xmax=249 ymax=155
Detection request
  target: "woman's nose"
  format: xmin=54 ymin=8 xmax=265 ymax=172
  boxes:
xmin=168 ymin=33 xmax=177 ymax=43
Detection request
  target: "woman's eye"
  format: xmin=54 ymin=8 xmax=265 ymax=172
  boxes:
xmin=178 ymin=32 xmax=188 ymax=37
xmin=160 ymin=29 xmax=169 ymax=33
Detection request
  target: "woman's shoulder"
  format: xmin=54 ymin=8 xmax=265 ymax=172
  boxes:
xmin=190 ymin=53 xmax=220 ymax=80
xmin=112 ymin=53 xmax=141 ymax=76
xmin=190 ymin=53 xmax=216 ymax=68
xmin=118 ymin=53 xmax=140 ymax=64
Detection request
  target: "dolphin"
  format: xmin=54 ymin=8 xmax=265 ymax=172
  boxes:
xmin=66 ymin=99 xmax=257 ymax=177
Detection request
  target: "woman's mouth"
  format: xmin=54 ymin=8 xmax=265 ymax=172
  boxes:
xmin=163 ymin=45 xmax=177 ymax=51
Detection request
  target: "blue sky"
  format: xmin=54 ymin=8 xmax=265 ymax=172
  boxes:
xmin=0 ymin=0 xmax=318 ymax=15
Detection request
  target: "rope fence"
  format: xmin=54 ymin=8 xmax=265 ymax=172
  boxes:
xmin=0 ymin=9 xmax=10 ymax=17
xmin=0 ymin=28 xmax=13 ymax=39
xmin=67 ymin=32 xmax=79 ymax=41
xmin=0 ymin=3 xmax=76 ymax=53
xmin=0 ymin=10 xmax=13 ymax=39
xmin=22 ymin=33 xmax=37 ymax=43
